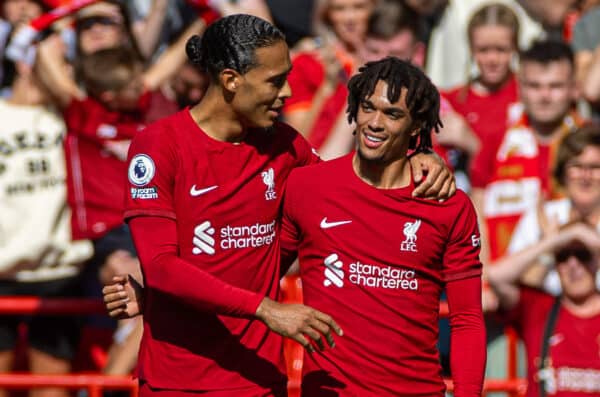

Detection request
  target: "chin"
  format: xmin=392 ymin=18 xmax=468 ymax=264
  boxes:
xmin=357 ymin=147 xmax=386 ymax=164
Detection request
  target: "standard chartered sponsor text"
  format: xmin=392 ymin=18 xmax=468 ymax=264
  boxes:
xmin=220 ymin=220 xmax=276 ymax=249
xmin=349 ymin=261 xmax=418 ymax=290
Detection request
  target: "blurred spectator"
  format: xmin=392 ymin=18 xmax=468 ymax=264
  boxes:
xmin=426 ymin=0 xmax=545 ymax=90
xmin=283 ymin=0 xmax=375 ymax=155
xmin=487 ymin=126 xmax=600 ymax=397
xmin=572 ymin=3 xmax=600 ymax=118
xmin=472 ymin=40 xmax=582 ymax=265
xmin=267 ymin=0 xmax=314 ymax=47
xmin=74 ymin=1 xmax=144 ymax=58
xmin=444 ymin=3 xmax=520 ymax=186
xmin=0 ymin=56 xmax=92 ymax=397
xmin=358 ymin=0 xmax=426 ymax=66
xmin=402 ymin=0 xmax=447 ymax=44
xmin=504 ymin=124 xmax=600 ymax=294
xmin=0 ymin=0 xmax=48 ymax=94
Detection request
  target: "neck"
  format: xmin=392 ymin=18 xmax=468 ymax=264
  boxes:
xmin=562 ymin=293 xmax=600 ymax=317
xmin=189 ymin=85 xmax=248 ymax=143
xmin=530 ymin=118 xmax=564 ymax=141
xmin=8 ymin=75 xmax=47 ymax=106
xmin=571 ymin=201 xmax=600 ymax=223
xmin=472 ymin=74 xmax=510 ymax=95
xmin=352 ymin=153 xmax=412 ymax=189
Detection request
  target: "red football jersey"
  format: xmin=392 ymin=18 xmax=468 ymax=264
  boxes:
xmin=444 ymin=75 xmax=518 ymax=186
xmin=509 ymin=288 xmax=600 ymax=397
xmin=281 ymin=154 xmax=482 ymax=396
xmin=124 ymin=109 xmax=319 ymax=393
xmin=64 ymin=97 xmax=145 ymax=240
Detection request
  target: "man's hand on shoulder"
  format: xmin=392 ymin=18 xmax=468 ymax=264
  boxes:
xmin=409 ymin=150 xmax=456 ymax=201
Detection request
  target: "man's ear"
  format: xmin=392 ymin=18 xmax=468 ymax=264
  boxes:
xmin=220 ymin=68 xmax=243 ymax=92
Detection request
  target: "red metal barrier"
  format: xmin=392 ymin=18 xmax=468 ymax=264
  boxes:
xmin=0 ymin=281 xmax=524 ymax=397
xmin=0 ymin=297 xmax=105 ymax=315
xmin=0 ymin=374 xmax=138 ymax=397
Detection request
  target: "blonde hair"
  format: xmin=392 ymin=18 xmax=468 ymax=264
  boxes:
xmin=467 ymin=2 xmax=520 ymax=49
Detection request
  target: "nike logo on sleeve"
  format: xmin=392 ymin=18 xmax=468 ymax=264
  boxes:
xmin=320 ymin=217 xmax=352 ymax=229
xmin=190 ymin=185 xmax=218 ymax=197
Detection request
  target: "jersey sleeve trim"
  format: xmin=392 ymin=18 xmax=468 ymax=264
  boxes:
xmin=124 ymin=208 xmax=176 ymax=221
xmin=443 ymin=268 xmax=482 ymax=283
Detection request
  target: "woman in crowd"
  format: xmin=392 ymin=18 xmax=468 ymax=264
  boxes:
xmin=282 ymin=0 xmax=374 ymax=154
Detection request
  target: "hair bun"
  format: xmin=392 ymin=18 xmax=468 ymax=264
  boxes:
xmin=185 ymin=35 xmax=203 ymax=66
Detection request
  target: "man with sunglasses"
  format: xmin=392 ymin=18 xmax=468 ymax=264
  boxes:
xmin=487 ymin=125 xmax=600 ymax=397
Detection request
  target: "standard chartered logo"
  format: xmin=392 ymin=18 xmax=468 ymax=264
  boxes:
xmin=322 ymin=253 xmax=419 ymax=290
xmin=193 ymin=221 xmax=215 ymax=255
xmin=323 ymin=254 xmax=344 ymax=287
xmin=192 ymin=220 xmax=276 ymax=255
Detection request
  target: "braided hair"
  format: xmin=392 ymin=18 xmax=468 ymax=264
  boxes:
xmin=185 ymin=14 xmax=285 ymax=81
xmin=347 ymin=57 xmax=442 ymax=151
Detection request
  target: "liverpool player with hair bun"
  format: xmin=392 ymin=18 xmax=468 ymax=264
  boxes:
xmin=281 ymin=57 xmax=486 ymax=396
xmin=103 ymin=14 xmax=457 ymax=396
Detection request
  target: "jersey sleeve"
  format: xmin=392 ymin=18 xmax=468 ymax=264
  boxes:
xmin=446 ymin=276 xmax=486 ymax=397
xmin=442 ymin=194 xmax=483 ymax=282
xmin=123 ymin=122 xmax=177 ymax=220
xmin=279 ymin=170 xmax=303 ymax=274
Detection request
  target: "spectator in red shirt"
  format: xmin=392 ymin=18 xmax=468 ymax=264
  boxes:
xmin=283 ymin=0 xmax=375 ymax=153
xmin=444 ymin=2 xmax=521 ymax=186
xmin=487 ymin=125 xmax=600 ymax=396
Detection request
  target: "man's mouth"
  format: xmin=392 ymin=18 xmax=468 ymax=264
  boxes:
xmin=362 ymin=131 xmax=386 ymax=148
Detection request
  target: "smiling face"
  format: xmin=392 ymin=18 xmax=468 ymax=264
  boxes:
xmin=230 ymin=40 xmax=293 ymax=129
xmin=556 ymin=243 xmax=598 ymax=303
xmin=76 ymin=2 xmax=126 ymax=55
xmin=564 ymin=145 xmax=600 ymax=213
xmin=327 ymin=0 xmax=373 ymax=48
xmin=470 ymin=24 xmax=515 ymax=87
xmin=355 ymin=80 xmax=419 ymax=165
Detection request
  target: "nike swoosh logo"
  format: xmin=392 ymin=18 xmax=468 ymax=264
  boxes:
xmin=190 ymin=185 xmax=218 ymax=197
xmin=320 ymin=217 xmax=352 ymax=229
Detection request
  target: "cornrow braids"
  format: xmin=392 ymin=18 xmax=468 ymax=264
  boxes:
xmin=186 ymin=14 xmax=285 ymax=81
xmin=347 ymin=57 xmax=442 ymax=151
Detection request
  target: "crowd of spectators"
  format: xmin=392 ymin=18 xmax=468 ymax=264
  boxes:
xmin=0 ymin=0 xmax=599 ymax=396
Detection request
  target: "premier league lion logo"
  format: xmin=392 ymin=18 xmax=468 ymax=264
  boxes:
xmin=128 ymin=154 xmax=155 ymax=186
xmin=134 ymin=159 xmax=147 ymax=179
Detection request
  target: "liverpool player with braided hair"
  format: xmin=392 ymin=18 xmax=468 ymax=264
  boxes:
xmin=346 ymin=57 xmax=442 ymax=153
xmin=279 ymin=57 xmax=485 ymax=396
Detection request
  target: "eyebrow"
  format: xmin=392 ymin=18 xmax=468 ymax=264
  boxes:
xmin=362 ymin=99 xmax=406 ymax=114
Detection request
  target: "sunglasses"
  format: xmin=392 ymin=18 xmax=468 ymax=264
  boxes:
xmin=555 ymin=245 xmax=593 ymax=264
xmin=75 ymin=16 xmax=122 ymax=32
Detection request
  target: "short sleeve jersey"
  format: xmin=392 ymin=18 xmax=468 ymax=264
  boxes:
xmin=509 ymin=288 xmax=600 ymax=397
xmin=124 ymin=109 xmax=319 ymax=392
xmin=281 ymin=154 xmax=482 ymax=396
